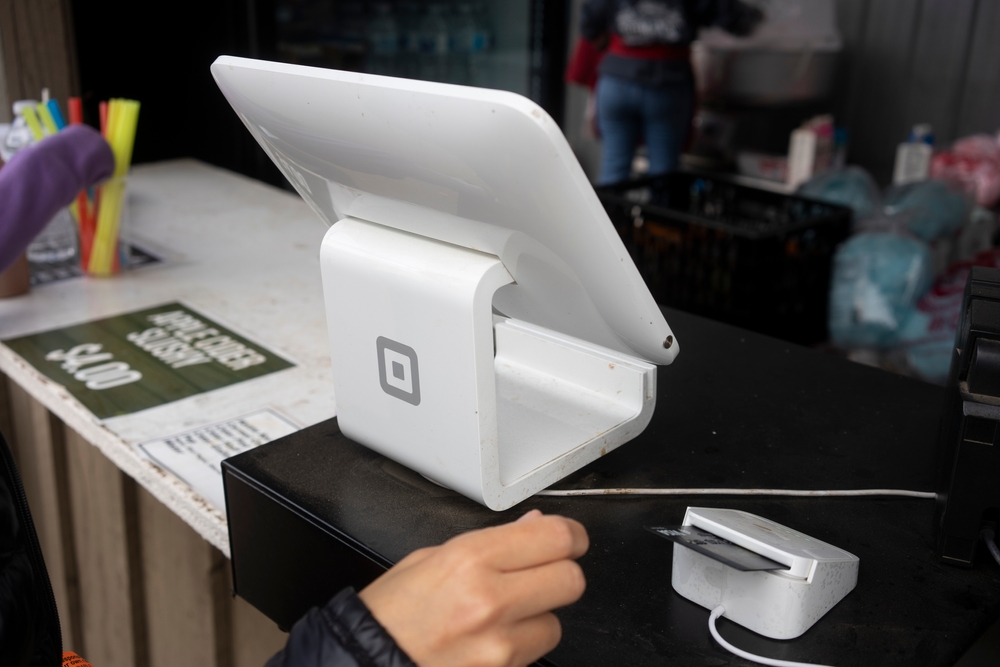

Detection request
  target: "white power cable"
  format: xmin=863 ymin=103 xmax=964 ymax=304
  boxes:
xmin=536 ymin=488 xmax=936 ymax=499
xmin=709 ymin=605 xmax=835 ymax=667
xmin=983 ymin=529 xmax=1000 ymax=567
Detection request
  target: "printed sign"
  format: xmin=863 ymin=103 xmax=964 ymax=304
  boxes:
xmin=137 ymin=408 xmax=299 ymax=511
xmin=3 ymin=303 xmax=295 ymax=419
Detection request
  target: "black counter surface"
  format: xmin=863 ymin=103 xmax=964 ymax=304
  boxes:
xmin=223 ymin=308 xmax=1000 ymax=666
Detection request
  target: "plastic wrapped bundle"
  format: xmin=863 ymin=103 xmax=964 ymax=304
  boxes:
xmin=896 ymin=247 xmax=1000 ymax=384
xmin=884 ymin=180 xmax=970 ymax=242
xmin=930 ymin=133 xmax=1000 ymax=208
xmin=829 ymin=231 xmax=933 ymax=349
xmin=797 ymin=166 xmax=881 ymax=222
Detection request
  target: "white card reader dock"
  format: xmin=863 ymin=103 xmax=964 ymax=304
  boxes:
xmin=672 ymin=507 xmax=859 ymax=639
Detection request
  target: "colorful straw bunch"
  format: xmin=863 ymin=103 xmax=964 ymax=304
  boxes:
xmin=20 ymin=95 xmax=140 ymax=276
xmin=85 ymin=99 xmax=140 ymax=275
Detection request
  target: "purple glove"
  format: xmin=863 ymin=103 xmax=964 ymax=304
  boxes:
xmin=0 ymin=125 xmax=115 ymax=273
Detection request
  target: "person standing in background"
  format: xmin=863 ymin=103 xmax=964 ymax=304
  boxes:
xmin=580 ymin=0 xmax=763 ymax=185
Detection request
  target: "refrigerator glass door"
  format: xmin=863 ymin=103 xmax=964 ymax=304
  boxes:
xmin=274 ymin=1 xmax=532 ymax=96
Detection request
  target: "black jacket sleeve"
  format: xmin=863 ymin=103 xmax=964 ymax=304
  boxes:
xmin=0 ymin=430 xmax=63 ymax=667
xmin=266 ymin=588 xmax=417 ymax=667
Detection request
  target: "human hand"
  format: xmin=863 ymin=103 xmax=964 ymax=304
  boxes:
xmin=358 ymin=510 xmax=589 ymax=667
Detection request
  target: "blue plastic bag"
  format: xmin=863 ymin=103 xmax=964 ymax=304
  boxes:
xmin=798 ymin=167 xmax=881 ymax=222
xmin=884 ymin=180 xmax=970 ymax=242
xmin=829 ymin=232 xmax=933 ymax=348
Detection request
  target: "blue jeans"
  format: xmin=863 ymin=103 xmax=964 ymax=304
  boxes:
xmin=596 ymin=74 xmax=694 ymax=185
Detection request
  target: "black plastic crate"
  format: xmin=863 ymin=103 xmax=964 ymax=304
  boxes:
xmin=597 ymin=173 xmax=852 ymax=345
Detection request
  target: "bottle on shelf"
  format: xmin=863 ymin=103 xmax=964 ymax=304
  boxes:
xmin=4 ymin=99 xmax=79 ymax=267
xmin=1 ymin=100 xmax=39 ymax=162
xmin=892 ymin=123 xmax=934 ymax=186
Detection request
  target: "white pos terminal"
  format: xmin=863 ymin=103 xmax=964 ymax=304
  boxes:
xmin=212 ymin=56 xmax=677 ymax=509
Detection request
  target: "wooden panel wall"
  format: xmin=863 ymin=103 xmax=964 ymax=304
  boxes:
xmin=904 ymin=0 xmax=978 ymax=139
xmin=65 ymin=426 xmax=143 ymax=667
xmin=232 ymin=595 xmax=290 ymax=667
xmin=139 ymin=485 xmax=228 ymax=667
xmin=956 ymin=0 xmax=1000 ymax=139
xmin=1 ymin=372 xmax=288 ymax=667
xmin=0 ymin=0 xmax=79 ymax=106
xmin=0 ymin=21 xmax=9 ymax=123
xmin=832 ymin=0 xmax=1000 ymax=184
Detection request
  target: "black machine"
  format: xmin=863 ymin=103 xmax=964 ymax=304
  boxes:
xmin=937 ymin=266 xmax=1000 ymax=566
xmin=224 ymin=308 xmax=1000 ymax=665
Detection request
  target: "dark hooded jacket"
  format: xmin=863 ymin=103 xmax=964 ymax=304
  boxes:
xmin=0 ymin=431 xmax=415 ymax=667
xmin=265 ymin=587 xmax=416 ymax=667
xmin=0 ymin=431 xmax=62 ymax=666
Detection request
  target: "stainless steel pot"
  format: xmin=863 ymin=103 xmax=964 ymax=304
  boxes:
xmin=692 ymin=43 xmax=840 ymax=105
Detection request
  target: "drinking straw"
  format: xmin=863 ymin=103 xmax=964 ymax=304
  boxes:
xmin=85 ymin=184 xmax=101 ymax=265
xmin=66 ymin=100 xmax=88 ymax=181
xmin=89 ymin=99 xmax=140 ymax=275
xmin=36 ymin=103 xmax=59 ymax=135
xmin=34 ymin=105 xmax=68 ymax=231
xmin=99 ymin=101 xmax=109 ymax=136
xmin=89 ymin=98 xmax=123 ymax=273
xmin=104 ymin=100 xmax=120 ymax=148
xmin=68 ymin=98 xmax=83 ymax=125
xmin=95 ymin=100 xmax=109 ymax=211
xmin=21 ymin=106 xmax=45 ymax=141
xmin=114 ymin=101 xmax=139 ymax=180
xmin=86 ymin=99 xmax=112 ymax=270
xmin=65 ymin=97 xmax=93 ymax=257
xmin=46 ymin=100 xmax=67 ymax=130
xmin=89 ymin=178 xmax=125 ymax=274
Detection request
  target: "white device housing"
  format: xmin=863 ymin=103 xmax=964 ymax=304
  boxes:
xmin=321 ymin=218 xmax=656 ymax=509
xmin=211 ymin=56 xmax=676 ymax=510
xmin=672 ymin=507 xmax=859 ymax=640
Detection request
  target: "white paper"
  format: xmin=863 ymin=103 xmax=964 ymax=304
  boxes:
xmin=137 ymin=408 xmax=299 ymax=512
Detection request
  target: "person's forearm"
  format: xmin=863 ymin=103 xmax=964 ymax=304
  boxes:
xmin=0 ymin=125 xmax=114 ymax=273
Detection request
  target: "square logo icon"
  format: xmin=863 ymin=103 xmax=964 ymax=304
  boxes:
xmin=376 ymin=337 xmax=420 ymax=406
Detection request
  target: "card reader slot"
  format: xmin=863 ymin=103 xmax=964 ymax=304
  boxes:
xmin=685 ymin=511 xmax=816 ymax=579
xmin=648 ymin=525 xmax=788 ymax=572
